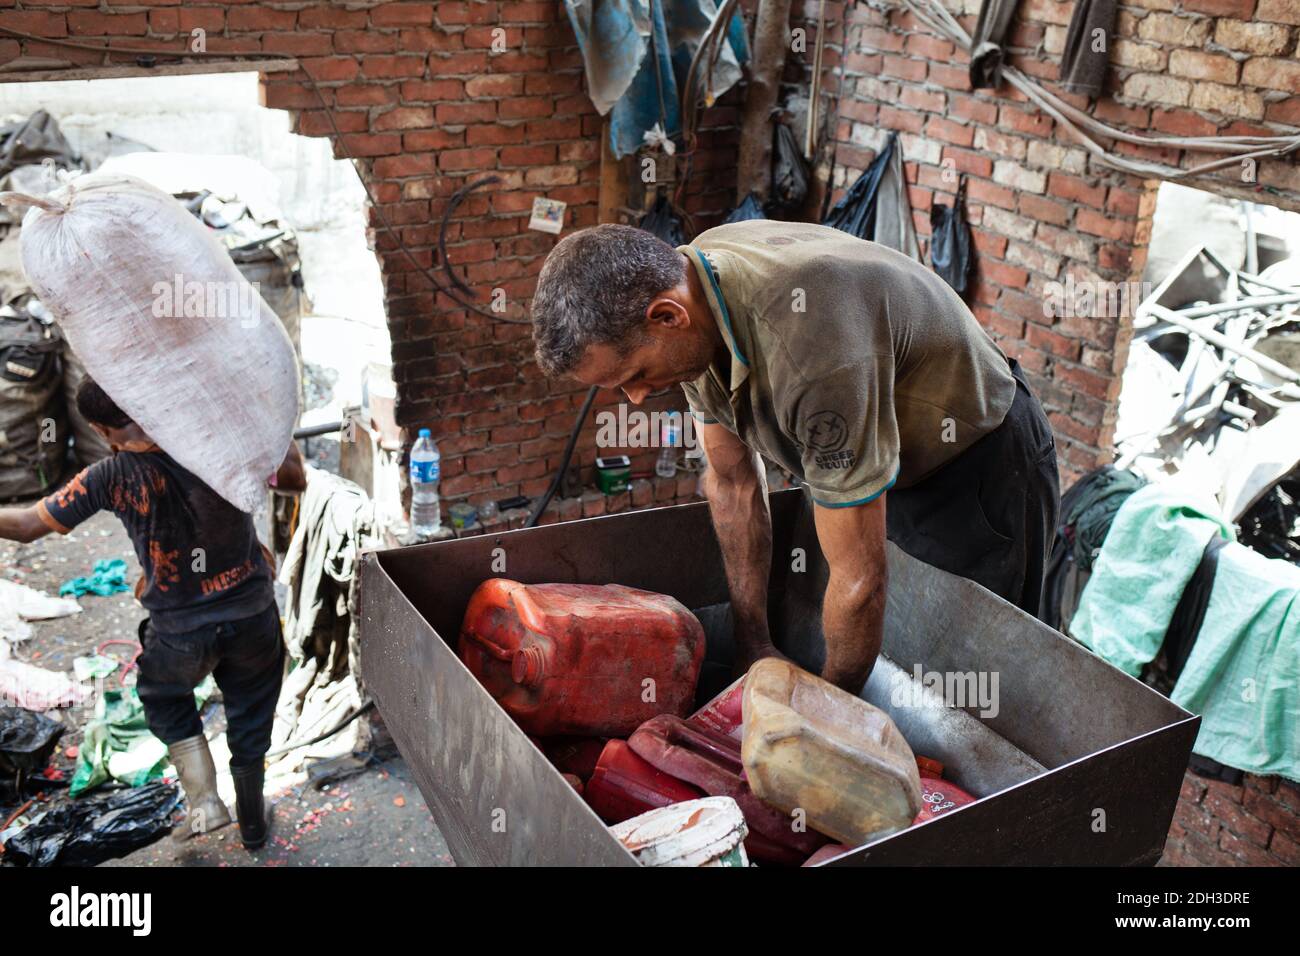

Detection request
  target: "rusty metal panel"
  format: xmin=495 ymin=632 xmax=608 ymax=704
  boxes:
xmin=360 ymin=489 xmax=1198 ymax=866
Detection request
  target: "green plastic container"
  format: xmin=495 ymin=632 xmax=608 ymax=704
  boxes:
xmin=595 ymin=455 xmax=631 ymax=494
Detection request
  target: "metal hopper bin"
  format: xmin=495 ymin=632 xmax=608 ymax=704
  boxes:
xmin=359 ymin=489 xmax=1199 ymax=866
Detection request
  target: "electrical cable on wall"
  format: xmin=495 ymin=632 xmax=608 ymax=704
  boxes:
xmin=898 ymin=0 xmax=1300 ymax=181
xmin=525 ymin=385 xmax=600 ymax=528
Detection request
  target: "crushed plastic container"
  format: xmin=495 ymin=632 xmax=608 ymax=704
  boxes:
xmin=689 ymin=675 xmax=746 ymax=740
xmin=459 ymin=579 xmax=706 ymax=736
xmin=741 ymin=658 xmax=923 ymax=846
xmin=629 ymin=714 xmax=827 ymax=865
xmin=610 ymin=796 xmax=750 ymax=867
xmin=584 ymin=740 xmax=704 ymax=824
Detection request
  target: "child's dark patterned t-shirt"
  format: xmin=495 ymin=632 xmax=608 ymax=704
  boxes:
xmin=39 ymin=450 xmax=274 ymax=633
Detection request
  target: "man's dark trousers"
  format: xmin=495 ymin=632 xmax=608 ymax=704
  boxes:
xmin=885 ymin=358 xmax=1061 ymax=620
xmin=135 ymin=603 xmax=285 ymax=769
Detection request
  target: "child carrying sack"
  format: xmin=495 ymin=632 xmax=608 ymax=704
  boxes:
xmin=0 ymin=173 xmax=299 ymax=513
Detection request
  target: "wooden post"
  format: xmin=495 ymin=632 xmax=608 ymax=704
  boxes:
xmin=736 ymin=0 xmax=793 ymax=205
xmin=598 ymin=117 xmax=631 ymax=225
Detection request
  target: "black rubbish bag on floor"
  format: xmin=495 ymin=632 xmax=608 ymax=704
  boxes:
xmin=768 ymin=123 xmax=809 ymax=216
xmin=929 ymin=176 xmax=974 ymax=296
xmin=3 ymin=781 xmax=180 ymax=866
xmin=0 ymin=706 xmax=64 ymax=778
xmin=638 ymin=193 xmax=685 ymax=247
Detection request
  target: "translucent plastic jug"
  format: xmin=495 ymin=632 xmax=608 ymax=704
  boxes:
xmin=741 ymin=658 xmax=923 ymax=845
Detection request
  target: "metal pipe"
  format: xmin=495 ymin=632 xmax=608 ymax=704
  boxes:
xmin=293 ymin=421 xmax=344 ymax=439
xmin=1142 ymin=303 xmax=1300 ymax=384
xmin=1177 ymin=294 xmax=1300 ymax=319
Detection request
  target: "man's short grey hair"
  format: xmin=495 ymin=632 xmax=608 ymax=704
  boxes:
xmin=531 ymin=224 xmax=686 ymax=378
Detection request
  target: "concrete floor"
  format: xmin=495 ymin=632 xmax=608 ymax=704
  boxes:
xmin=1 ymin=508 xmax=453 ymax=868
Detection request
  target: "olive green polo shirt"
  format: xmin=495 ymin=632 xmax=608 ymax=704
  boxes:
xmin=678 ymin=220 xmax=1016 ymax=507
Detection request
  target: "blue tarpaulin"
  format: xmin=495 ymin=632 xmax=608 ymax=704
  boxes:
xmin=564 ymin=0 xmax=750 ymax=159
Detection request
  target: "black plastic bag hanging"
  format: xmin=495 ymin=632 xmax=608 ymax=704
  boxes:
xmin=638 ymin=192 xmax=685 ymax=247
xmin=768 ymin=123 xmax=810 ymax=216
xmin=0 ymin=706 xmax=64 ymax=778
xmin=2 ymin=781 xmax=181 ymax=866
xmin=823 ymin=132 xmax=897 ymax=239
xmin=724 ymin=193 xmax=766 ymax=224
xmin=929 ymin=176 xmax=974 ymax=296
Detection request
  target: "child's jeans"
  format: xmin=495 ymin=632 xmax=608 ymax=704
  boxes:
xmin=135 ymin=603 xmax=285 ymax=769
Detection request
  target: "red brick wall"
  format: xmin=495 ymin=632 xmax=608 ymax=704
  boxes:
xmin=1163 ymin=771 xmax=1300 ymax=866
xmin=0 ymin=0 xmax=743 ymax=520
xmin=5 ymin=2 xmax=1300 ymax=496
xmin=807 ymin=0 xmax=1300 ymax=487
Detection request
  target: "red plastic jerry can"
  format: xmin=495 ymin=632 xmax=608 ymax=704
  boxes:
xmin=542 ymin=736 xmax=608 ymax=783
xmin=459 ymin=579 xmax=706 ymax=737
xmin=629 ymin=714 xmax=828 ymax=865
xmin=689 ymin=675 xmax=745 ymax=740
xmin=913 ymin=775 xmax=977 ymax=825
xmin=584 ymin=739 xmax=704 ymax=825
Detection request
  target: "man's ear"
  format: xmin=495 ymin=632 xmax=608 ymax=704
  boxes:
xmin=645 ymin=295 xmax=690 ymax=330
xmin=90 ymin=423 xmax=111 ymax=441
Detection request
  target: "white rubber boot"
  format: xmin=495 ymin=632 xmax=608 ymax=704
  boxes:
xmin=168 ymin=735 xmax=233 ymax=841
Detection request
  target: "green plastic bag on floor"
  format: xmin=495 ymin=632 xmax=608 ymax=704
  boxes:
xmin=70 ymin=677 xmax=214 ymax=797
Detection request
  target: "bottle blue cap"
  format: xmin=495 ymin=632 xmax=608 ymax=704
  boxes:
xmin=418 ymin=428 xmax=431 ymax=438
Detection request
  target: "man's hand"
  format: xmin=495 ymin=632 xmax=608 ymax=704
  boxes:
xmin=0 ymin=504 xmax=55 ymax=544
xmin=697 ymin=421 xmax=788 ymax=678
xmin=812 ymin=494 xmax=888 ymax=693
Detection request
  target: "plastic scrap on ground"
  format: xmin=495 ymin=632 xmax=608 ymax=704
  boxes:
xmin=72 ymin=654 xmax=118 ymax=683
xmin=0 ymin=705 xmax=64 ymax=779
xmin=59 ymin=558 xmax=130 ymax=598
xmin=1 ymin=780 xmax=181 ymax=866
xmin=0 ymin=577 xmax=81 ymax=644
xmin=70 ymin=676 xmax=214 ymax=797
xmin=0 ymin=640 xmax=86 ymax=711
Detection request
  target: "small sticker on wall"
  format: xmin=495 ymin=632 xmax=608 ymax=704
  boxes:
xmin=529 ymin=197 xmax=566 ymax=235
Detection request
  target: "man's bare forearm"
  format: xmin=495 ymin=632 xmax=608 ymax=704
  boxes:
xmin=703 ymin=460 xmax=773 ymax=654
xmin=811 ymin=494 xmax=888 ymax=693
xmin=821 ymin=564 xmax=886 ymax=692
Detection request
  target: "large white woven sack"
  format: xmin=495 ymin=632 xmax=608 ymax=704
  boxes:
xmin=0 ymin=172 xmax=299 ymax=513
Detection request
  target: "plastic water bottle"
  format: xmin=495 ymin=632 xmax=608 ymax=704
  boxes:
xmin=410 ymin=428 xmax=441 ymax=538
xmin=656 ymin=418 xmax=679 ymax=479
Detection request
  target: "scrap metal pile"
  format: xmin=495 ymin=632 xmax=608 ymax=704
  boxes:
xmin=1116 ymin=242 xmax=1300 ymax=547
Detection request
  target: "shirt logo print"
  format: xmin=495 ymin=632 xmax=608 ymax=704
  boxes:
xmin=804 ymin=410 xmax=856 ymax=470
